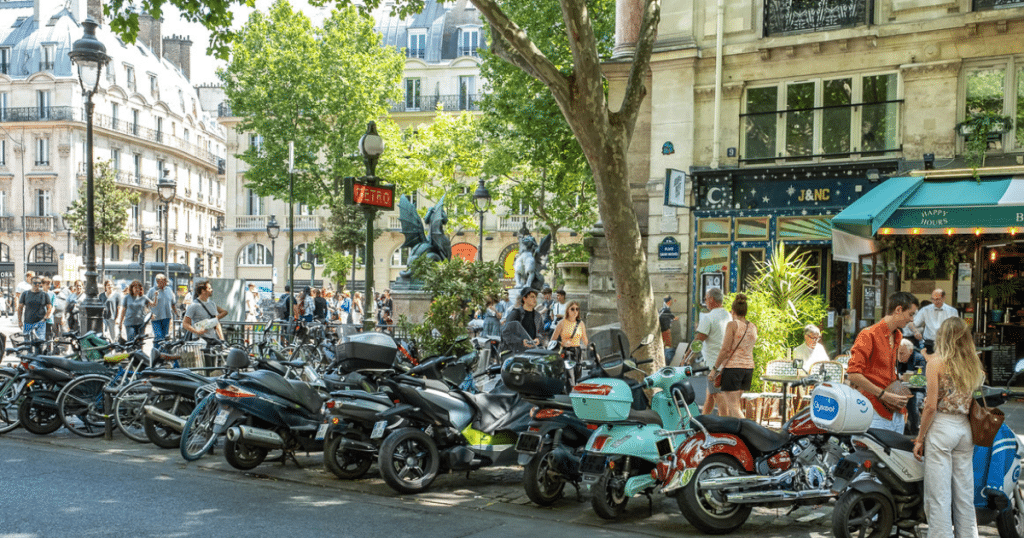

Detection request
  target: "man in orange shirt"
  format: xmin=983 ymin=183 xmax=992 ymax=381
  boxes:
xmin=847 ymin=291 xmax=919 ymax=433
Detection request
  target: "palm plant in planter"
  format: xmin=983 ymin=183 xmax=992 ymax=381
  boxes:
xmin=956 ymin=112 xmax=1014 ymax=179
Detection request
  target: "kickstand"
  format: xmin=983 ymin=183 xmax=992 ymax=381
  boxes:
xmin=286 ymin=451 xmax=302 ymax=468
xmin=645 ymin=493 xmax=654 ymax=516
xmin=893 ymin=527 xmax=920 ymax=538
xmin=572 ymin=482 xmax=583 ymax=502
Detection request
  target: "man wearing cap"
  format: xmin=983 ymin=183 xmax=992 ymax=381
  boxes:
xmin=18 ymin=276 xmax=52 ymax=342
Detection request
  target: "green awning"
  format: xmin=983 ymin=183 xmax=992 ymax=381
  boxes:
xmin=831 ymin=176 xmax=924 ymax=237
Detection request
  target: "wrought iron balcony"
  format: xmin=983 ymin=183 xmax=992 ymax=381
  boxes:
xmin=390 ymin=94 xmax=480 ymax=113
xmin=764 ymin=0 xmax=872 ymax=36
xmin=0 ymin=106 xmax=76 ymax=122
xmin=974 ymin=0 xmax=1024 ymax=9
xmin=24 ymin=216 xmax=55 ymax=233
xmin=217 ymin=102 xmax=232 ymax=117
xmin=407 ymin=48 xmax=425 ymax=59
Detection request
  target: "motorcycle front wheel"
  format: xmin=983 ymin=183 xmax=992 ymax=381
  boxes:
xmin=324 ymin=430 xmax=374 ymax=480
xmin=524 ymin=446 xmax=566 ymax=506
xmin=224 ymin=437 xmax=268 ymax=470
xmin=145 ymin=395 xmax=194 ymax=449
xmin=831 ymin=489 xmax=895 ymax=538
xmin=997 ymin=483 xmax=1024 ymax=538
xmin=378 ymin=427 xmax=439 ymax=494
xmin=591 ymin=467 xmax=630 ymax=519
xmin=180 ymin=394 xmax=219 ymax=461
xmin=677 ymin=454 xmax=753 ymax=534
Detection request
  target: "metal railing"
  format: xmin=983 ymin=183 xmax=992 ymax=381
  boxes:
xmin=764 ymin=0 xmax=872 ymax=36
xmin=0 ymin=106 xmax=76 ymax=122
xmin=390 ymin=94 xmax=480 ymax=113
xmin=406 ymin=49 xmax=425 ymax=59
xmin=973 ymin=0 xmax=1024 ymax=8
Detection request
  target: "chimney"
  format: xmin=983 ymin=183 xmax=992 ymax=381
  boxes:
xmin=33 ymin=0 xmax=59 ymax=22
xmin=137 ymin=12 xmax=162 ymax=57
xmin=162 ymin=34 xmax=193 ymax=80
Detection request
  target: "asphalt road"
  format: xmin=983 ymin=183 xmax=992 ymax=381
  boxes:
xmin=0 ymin=439 xmax=640 ymax=538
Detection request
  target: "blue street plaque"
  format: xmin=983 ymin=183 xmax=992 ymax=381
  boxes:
xmin=658 ymin=237 xmax=680 ymax=260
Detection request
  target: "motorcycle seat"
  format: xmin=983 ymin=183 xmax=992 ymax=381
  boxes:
xmin=626 ymin=408 xmax=663 ymax=427
xmin=41 ymin=356 xmax=109 ymax=374
xmin=142 ymin=368 xmax=209 ymax=384
xmin=244 ymin=370 xmax=324 ymax=414
xmin=693 ymin=414 xmax=743 ymax=435
xmin=693 ymin=415 xmax=788 ymax=454
xmin=332 ymin=390 xmax=393 ymax=407
xmin=286 ymin=379 xmax=327 ymax=414
xmin=865 ymin=427 xmax=915 ymax=453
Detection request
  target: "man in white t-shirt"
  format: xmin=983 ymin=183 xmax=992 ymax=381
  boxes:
xmin=694 ymin=287 xmax=731 ymax=415
xmin=911 ymin=288 xmax=958 ymax=353
xmin=550 ymin=289 xmax=568 ymax=324
xmin=794 ymin=324 xmax=830 ymax=374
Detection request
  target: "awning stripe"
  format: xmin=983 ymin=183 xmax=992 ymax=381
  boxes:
xmin=998 ymin=178 xmax=1024 ymax=205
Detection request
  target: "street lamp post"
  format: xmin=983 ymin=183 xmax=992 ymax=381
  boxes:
xmin=69 ymin=18 xmax=110 ymax=336
xmin=359 ymin=122 xmax=384 ymax=332
xmin=473 ymin=179 xmax=491 ymax=262
xmin=267 ymin=215 xmax=280 ymax=289
xmin=157 ymin=169 xmax=176 ymax=280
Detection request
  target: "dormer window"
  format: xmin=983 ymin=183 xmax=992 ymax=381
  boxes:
xmin=458 ymin=27 xmax=480 ymax=57
xmin=149 ymin=74 xmax=158 ymax=98
xmin=0 ymin=48 xmax=10 ymax=75
xmin=408 ymin=30 xmax=426 ymax=59
xmin=40 ymin=44 xmax=55 ymax=71
xmin=126 ymin=65 xmax=136 ymax=92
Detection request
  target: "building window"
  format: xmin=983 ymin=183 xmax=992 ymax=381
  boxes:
xmin=963 ymin=58 xmax=1024 ymax=153
xmin=249 ymin=134 xmax=263 ymax=156
xmin=157 ymin=159 xmax=165 ymax=180
xmin=741 ymin=73 xmax=901 ymax=162
xmin=238 ymin=243 xmax=273 ymax=266
xmin=246 ymin=189 xmax=262 ymax=215
xmin=391 ymin=247 xmax=411 ymax=267
xmin=294 ymin=243 xmax=322 ymax=265
xmin=110 ymin=244 xmax=119 ymax=260
xmin=112 ymin=148 xmax=121 ymax=171
xmin=29 ymin=243 xmax=55 ymax=263
xmin=35 ymin=138 xmax=49 ymax=166
xmin=131 ymin=109 xmax=139 ymax=135
xmin=738 ymin=249 xmax=766 ymax=292
xmin=149 ymin=74 xmax=158 ymax=97
xmin=458 ymin=28 xmax=480 ymax=57
xmin=0 ymin=47 xmax=9 ymax=75
xmin=0 ymin=92 xmax=7 ymax=122
xmin=131 ymin=203 xmax=139 ymax=231
xmin=156 ymin=117 xmax=163 ymax=142
xmin=40 ymin=44 xmax=55 ymax=71
xmin=111 ymin=102 xmax=119 ymax=129
xmin=459 ymin=76 xmax=476 ymax=110
xmin=36 ymin=189 xmax=51 ymax=216
xmin=155 ymin=247 xmax=164 ymax=262
xmin=37 ymin=90 xmax=50 ymax=119
xmin=405 ymin=78 xmax=421 ymax=111
xmin=133 ymin=154 xmax=142 ymax=183
xmin=697 ymin=218 xmax=731 ymax=241
xmin=0 ymin=139 xmax=5 ymax=166
xmin=132 ymin=245 xmax=140 ymax=262
xmin=0 ymin=190 xmax=6 ymax=215
xmin=183 ymin=128 xmax=189 ymax=143
xmin=735 ymin=217 xmax=770 ymax=240
xmin=126 ymin=65 xmax=136 ymax=92
xmin=407 ymin=30 xmax=426 ymax=59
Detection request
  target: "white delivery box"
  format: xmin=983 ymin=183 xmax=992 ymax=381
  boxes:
xmin=810 ymin=382 xmax=873 ymax=434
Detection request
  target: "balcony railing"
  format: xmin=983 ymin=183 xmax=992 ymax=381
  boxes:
xmin=184 ymin=233 xmax=192 ymax=243
xmin=40 ymin=61 xmax=54 ymax=71
xmin=390 ymin=94 xmax=480 ymax=113
xmin=0 ymin=106 xmax=76 ymax=122
xmin=24 ymin=216 xmax=55 ymax=233
xmin=0 ymin=62 xmax=9 ymax=75
xmin=498 ymin=214 xmax=530 ymax=231
xmin=217 ymin=102 xmax=233 ymax=117
xmin=457 ymin=47 xmax=479 ymax=57
xmin=0 ymin=216 xmax=15 ymax=232
xmin=764 ymin=0 xmax=871 ymax=36
xmin=232 ymin=214 xmax=325 ymax=231
xmin=406 ymin=48 xmax=425 ymax=59
xmin=235 ymin=215 xmax=268 ymax=230
xmin=974 ymin=0 xmax=1024 ymax=9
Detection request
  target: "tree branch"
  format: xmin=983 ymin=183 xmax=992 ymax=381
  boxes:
xmin=472 ymin=0 xmax=571 ymax=104
xmin=558 ymin=0 xmax=605 ymax=114
xmin=613 ymin=0 xmax=661 ymax=136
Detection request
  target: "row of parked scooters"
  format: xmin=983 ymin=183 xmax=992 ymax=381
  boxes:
xmin=3 ymin=325 xmax=1023 ymax=538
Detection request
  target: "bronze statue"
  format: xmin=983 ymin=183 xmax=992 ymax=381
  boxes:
xmin=513 ymin=224 xmax=551 ymax=291
xmin=397 ymin=194 xmax=450 ymax=282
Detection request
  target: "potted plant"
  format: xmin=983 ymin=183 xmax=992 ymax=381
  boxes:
xmin=982 ymin=279 xmax=1024 ymax=324
xmin=956 ymin=112 xmax=1014 ymax=179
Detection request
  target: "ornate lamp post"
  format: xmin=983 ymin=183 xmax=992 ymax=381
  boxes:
xmin=69 ymin=18 xmax=110 ymax=334
xmin=359 ymin=122 xmax=384 ymax=331
xmin=473 ymin=179 xmax=491 ymax=262
xmin=267 ymin=215 xmax=280 ymax=288
xmin=157 ymin=169 xmax=176 ymax=278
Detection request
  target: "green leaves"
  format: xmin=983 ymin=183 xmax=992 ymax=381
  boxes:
xmin=65 ymin=160 xmax=140 ymax=248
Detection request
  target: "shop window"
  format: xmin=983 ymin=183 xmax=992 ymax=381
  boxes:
xmin=742 ymin=73 xmax=901 ymax=162
xmin=738 ymin=249 xmax=765 ymax=291
xmin=963 ymin=59 xmax=1024 ymax=153
xmin=735 ymin=217 xmax=769 ymax=240
xmin=697 ymin=218 xmax=731 ymax=241
xmin=697 ymin=245 xmax=731 ymax=291
xmin=777 ymin=216 xmax=833 ymax=240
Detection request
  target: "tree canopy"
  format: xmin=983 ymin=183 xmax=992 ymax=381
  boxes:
xmin=66 ymin=160 xmax=140 ymax=249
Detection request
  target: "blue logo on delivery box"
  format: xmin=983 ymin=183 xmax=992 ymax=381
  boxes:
xmin=812 ymin=395 xmax=839 ymax=421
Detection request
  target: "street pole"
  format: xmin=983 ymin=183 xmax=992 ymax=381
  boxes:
xmin=363 ymin=206 xmax=375 ymax=332
xmin=288 ymin=142 xmax=295 ymax=300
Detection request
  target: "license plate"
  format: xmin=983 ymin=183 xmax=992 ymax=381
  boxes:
xmin=213 ymin=408 xmax=229 ymax=426
xmin=370 ymin=420 xmax=387 ymax=439
xmin=834 ymin=458 xmax=860 ymax=480
xmin=579 ymin=453 xmax=607 ymax=475
xmin=315 ymin=423 xmax=329 ymax=441
xmin=515 ymin=432 xmax=542 ymax=454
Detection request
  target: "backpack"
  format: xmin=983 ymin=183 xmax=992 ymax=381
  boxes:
xmin=658 ymin=307 xmax=674 ymax=333
xmin=277 ymin=294 xmax=292 ymax=320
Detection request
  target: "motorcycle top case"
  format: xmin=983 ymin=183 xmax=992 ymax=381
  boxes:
xmin=334 ymin=332 xmax=397 ymax=372
xmin=809 ymin=382 xmax=873 ymax=434
xmin=501 ymin=348 xmax=566 ymax=398
xmin=570 ymin=378 xmax=633 ymax=422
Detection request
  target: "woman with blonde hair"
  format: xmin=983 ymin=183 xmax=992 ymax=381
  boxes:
xmin=550 ymin=300 xmax=588 ymax=352
xmin=913 ymin=316 xmax=985 ymax=538
xmin=707 ymin=293 xmax=757 ymax=419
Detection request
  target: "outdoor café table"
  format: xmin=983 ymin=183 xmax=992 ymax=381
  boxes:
xmin=760 ymin=374 xmax=804 ymax=424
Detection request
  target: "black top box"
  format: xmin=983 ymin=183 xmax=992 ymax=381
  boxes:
xmin=502 ymin=347 xmax=567 ymax=398
xmin=335 ymin=332 xmax=398 ymax=372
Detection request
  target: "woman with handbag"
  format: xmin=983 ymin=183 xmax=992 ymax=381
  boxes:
xmin=550 ymin=300 xmax=588 ymax=354
xmin=707 ymin=293 xmax=757 ymax=419
xmin=913 ymin=316 xmax=985 ymax=538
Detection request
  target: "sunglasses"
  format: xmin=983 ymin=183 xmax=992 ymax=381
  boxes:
xmin=569 ymin=307 xmax=579 ymax=311
xmin=32 ymin=281 xmax=41 ymax=285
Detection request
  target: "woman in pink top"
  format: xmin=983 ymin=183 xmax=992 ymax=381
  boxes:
xmin=707 ymin=293 xmax=758 ymax=418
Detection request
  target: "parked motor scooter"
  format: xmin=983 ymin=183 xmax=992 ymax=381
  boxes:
xmin=570 ymin=334 xmax=706 ymax=519
xmin=826 ymin=379 xmax=1024 ymax=538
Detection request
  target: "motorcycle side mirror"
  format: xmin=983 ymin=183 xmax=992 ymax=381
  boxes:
xmin=547 ymin=340 xmax=559 ymax=351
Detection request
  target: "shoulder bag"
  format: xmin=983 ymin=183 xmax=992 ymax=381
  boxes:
xmin=970 ymin=394 xmax=1005 ymax=447
xmin=716 ymin=321 xmax=749 ymax=388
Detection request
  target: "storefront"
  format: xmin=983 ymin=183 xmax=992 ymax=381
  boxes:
xmin=832 ymin=173 xmax=1024 ymax=381
xmin=691 ymin=162 xmax=900 ymax=315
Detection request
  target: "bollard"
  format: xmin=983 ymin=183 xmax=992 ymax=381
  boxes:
xmin=104 ymin=390 xmax=113 ymax=440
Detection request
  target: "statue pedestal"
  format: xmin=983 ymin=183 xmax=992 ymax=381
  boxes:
xmin=557 ymin=262 xmax=589 ymax=295
xmin=583 ymin=227 xmax=619 ymax=328
xmin=389 ymin=290 xmax=432 ymax=325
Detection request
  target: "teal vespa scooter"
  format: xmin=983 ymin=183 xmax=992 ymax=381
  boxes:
xmin=570 ymin=334 xmax=706 ymax=519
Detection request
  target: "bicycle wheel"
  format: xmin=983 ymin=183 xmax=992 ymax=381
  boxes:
xmin=0 ymin=371 xmax=24 ymax=434
xmin=180 ymin=393 xmax=219 ymax=461
xmin=290 ymin=344 xmax=322 ymax=366
xmin=113 ymin=380 xmax=153 ymax=443
xmin=57 ymin=375 xmax=111 ymax=438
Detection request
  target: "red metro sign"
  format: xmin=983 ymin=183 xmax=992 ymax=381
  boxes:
xmin=344 ymin=177 xmax=396 ymax=210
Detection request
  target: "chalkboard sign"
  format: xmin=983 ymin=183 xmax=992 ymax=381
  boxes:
xmin=862 ymin=285 xmax=877 ymax=320
xmin=989 ymin=344 xmax=1018 ymax=385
